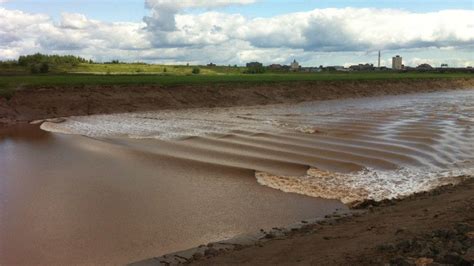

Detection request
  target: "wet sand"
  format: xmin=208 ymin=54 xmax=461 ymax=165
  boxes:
xmin=1 ymin=89 xmax=474 ymax=264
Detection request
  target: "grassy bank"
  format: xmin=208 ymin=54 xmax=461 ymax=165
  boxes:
xmin=1 ymin=72 xmax=473 ymax=99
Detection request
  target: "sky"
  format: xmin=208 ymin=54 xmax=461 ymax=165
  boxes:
xmin=1 ymin=0 xmax=473 ymax=67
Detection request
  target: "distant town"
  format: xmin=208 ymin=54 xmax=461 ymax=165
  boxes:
xmin=212 ymin=52 xmax=473 ymax=73
xmin=1 ymin=52 xmax=473 ymax=76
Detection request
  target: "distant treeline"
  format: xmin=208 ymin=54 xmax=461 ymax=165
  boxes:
xmin=18 ymin=53 xmax=92 ymax=66
xmin=0 ymin=53 xmax=94 ymax=74
xmin=0 ymin=53 xmax=144 ymax=68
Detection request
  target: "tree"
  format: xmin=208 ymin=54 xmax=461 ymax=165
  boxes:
xmin=30 ymin=62 xmax=49 ymax=74
xmin=192 ymin=67 xmax=201 ymax=74
xmin=18 ymin=53 xmax=87 ymax=66
xmin=244 ymin=65 xmax=266 ymax=74
xmin=39 ymin=62 xmax=49 ymax=73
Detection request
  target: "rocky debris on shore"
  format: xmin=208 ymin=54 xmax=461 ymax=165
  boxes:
xmin=351 ymin=180 xmax=470 ymax=209
xmin=127 ymin=178 xmax=474 ymax=266
xmin=377 ymin=224 xmax=474 ymax=265
xmin=129 ymin=210 xmax=356 ymax=265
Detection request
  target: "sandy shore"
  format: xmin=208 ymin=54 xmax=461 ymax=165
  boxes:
xmin=180 ymin=178 xmax=474 ymax=265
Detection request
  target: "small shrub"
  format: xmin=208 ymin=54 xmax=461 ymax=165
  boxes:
xmin=192 ymin=67 xmax=201 ymax=74
xmin=40 ymin=62 xmax=49 ymax=73
xmin=244 ymin=66 xmax=266 ymax=74
xmin=30 ymin=62 xmax=49 ymax=74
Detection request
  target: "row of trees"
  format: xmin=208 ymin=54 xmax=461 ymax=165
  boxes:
xmin=14 ymin=53 xmax=93 ymax=74
xmin=18 ymin=53 xmax=91 ymax=67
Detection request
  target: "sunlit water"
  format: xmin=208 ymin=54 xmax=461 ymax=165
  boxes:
xmin=2 ymin=89 xmax=473 ymax=264
xmin=0 ymin=126 xmax=343 ymax=264
xmin=43 ymin=89 xmax=474 ymax=204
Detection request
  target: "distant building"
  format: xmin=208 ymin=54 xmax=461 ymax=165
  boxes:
xmin=392 ymin=55 xmax=403 ymax=70
xmin=290 ymin=59 xmax=300 ymax=71
xmin=440 ymin=63 xmax=449 ymax=68
xmin=416 ymin=63 xmax=433 ymax=70
xmin=301 ymin=67 xmax=322 ymax=72
xmin=378 ymin=50 xmax=381 ymax=68
xmin=349 ymin=63 xmax=375 ymax=71
xmin=246 ymin=62 xmax=263 ymax=68
xmin=333 ymin=66 xmax=347 ymax=72
xmin=207 ymin=63 xmax=216 ymax=67
xmin=268 ymin=64 xmax=282 ymax=69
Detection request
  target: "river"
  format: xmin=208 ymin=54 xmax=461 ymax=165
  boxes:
xmin=1 ymin=89 xmax=473 ymax=264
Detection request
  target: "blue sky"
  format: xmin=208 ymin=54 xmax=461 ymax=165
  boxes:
xmin=3 ymin=0 xmax=473 ymax=22
xmin=1 ymin=0 xmax=473 ymax=66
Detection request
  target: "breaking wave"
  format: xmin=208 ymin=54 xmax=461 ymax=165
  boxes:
xmin=40 ymin=90 xmax=474 ymax=204
xmin=256 ymin=166 xmax=474 ymax=206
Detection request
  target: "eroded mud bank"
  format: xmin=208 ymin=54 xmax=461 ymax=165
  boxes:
xmin=1 ymin=78 xmax=474 ymax=126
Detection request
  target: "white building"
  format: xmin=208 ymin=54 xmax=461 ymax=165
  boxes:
xmin=392 ymin=55 xmax=403 ymax=70
xmin=290 ymin=59 xmax=300 ymax=71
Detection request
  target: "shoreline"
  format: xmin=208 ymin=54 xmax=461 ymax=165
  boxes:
xmin=1 ymin=78 xmax=473 ymax=127
xmin=2 ymin=79 xmax=474 ymax=264
xmin=132 ymin=177 xmax=474 ymax=265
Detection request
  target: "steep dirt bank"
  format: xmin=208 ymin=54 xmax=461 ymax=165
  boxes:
xmin=1 ymin=78 xmax=473 ymax=126
xmin=188 ymin=178 xmax=474 ymax=265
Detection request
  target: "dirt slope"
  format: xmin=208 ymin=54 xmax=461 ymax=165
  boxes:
xmin=1 ymin=78 xmax=474 ymax=126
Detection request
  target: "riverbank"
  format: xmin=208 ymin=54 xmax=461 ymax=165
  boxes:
xmin=169 ymin=178 xmax=474 ymax=265
xmin=1 ymin=78 xmax=473 ymax=127
xmin=2 ymin=84 xmax=474 ymax=264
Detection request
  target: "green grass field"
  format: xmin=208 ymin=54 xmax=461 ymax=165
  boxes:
xmin=0 ymin=62 xmax=243 ymax=75
xmin=1 ymin=70 xmax=473 ymax=99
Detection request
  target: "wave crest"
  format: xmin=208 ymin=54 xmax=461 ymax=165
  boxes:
xmin=256 ymin=167 xmax=473 ymax=206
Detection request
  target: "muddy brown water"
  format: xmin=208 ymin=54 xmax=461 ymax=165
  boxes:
xmin=1 ymin=89 xmax=474 ymax=264
xmin=0 ymin=125 xmax=343 ymax=264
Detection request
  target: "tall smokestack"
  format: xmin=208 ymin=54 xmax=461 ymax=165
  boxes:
xmin=378 ymin=50 xmax=381 ymax=68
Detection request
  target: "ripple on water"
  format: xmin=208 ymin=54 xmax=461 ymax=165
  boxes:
xmin=41 ymin=90 xmax=474 ymax=203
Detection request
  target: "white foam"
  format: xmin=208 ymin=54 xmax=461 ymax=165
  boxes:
xmin=256 ymin=166 xmax=474 ymax=205
xmin=40 ymin=90 xmax=474 ymax=204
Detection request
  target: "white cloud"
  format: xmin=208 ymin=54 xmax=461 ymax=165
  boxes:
xmin=60 ymin=13 xmax=94 ymax=29
xmin=145 ymin=0 xmax=256 ymax=9
xmin=0 ymin=5 xmax=473 ymax=66
xmin=144 ymin=8 xmax=474 ymax=52
xmin=0 ymin=8 xmax=149 ymax=59
xmin=144 ymin=0 xmax=256 ymax=31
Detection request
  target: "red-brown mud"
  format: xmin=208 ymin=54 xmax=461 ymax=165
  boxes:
xmin=1 ymin=79 xmax=473 ymax=126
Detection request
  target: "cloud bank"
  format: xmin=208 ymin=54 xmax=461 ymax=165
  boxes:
xmin=0 ymin=4 xmax=473 ymax=66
